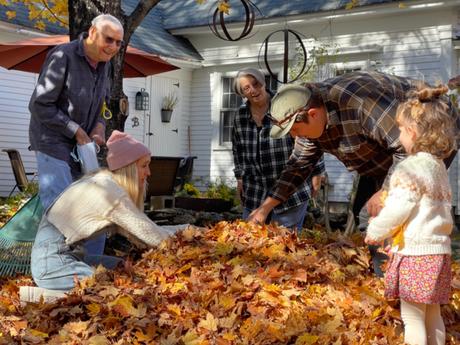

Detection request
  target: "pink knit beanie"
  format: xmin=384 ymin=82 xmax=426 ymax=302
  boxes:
xmin=106 ymin=130 xmax=151 ymax=171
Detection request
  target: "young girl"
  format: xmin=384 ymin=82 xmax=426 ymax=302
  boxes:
xmin=365 ymin=85 xmax=455 ymax=345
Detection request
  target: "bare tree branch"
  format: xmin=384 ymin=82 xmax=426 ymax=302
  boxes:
xmin=125 ymin=0 xmax=161 ymax=36
xmin=37 ymin=0 xmax=68 ymax=26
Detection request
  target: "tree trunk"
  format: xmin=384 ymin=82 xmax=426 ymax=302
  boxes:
xmin=68 ymin=0 xmax=98 ymax=39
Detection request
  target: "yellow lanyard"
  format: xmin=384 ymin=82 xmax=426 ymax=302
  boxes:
xmin=101 ymin=102 xmax=112 ymax=120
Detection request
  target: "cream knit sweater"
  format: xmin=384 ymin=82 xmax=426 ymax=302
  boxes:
xmin=47 ymin=171 xmax=186 ymax=248
xmin=366 ymin=152 xmax=452 ymax=255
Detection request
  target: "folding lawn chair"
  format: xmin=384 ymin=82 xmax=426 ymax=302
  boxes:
xmin=2 ymin=149 xmax=36 ymax=197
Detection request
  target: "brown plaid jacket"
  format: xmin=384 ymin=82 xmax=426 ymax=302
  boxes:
xmin=270 ymin=71 xmax=436 ymax=202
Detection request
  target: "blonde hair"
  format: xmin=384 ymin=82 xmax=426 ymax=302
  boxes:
xmin=396 ymin=84 xmax=456 ymax=159
xmin=110 ymin=162 xmax=145 ymax=209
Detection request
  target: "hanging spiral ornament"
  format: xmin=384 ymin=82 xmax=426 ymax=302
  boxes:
xmin=260 ymin=29 xmax=308 ymax=84
xmin=210 ymin=0 xmax=261 ymax=41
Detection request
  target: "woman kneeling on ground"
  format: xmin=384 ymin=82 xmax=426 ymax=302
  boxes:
xmin=22 ymin=131 xmax=187 ymax=301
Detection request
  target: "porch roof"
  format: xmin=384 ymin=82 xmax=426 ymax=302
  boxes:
xmin=159 ymin=0 xmax=404 ymax=30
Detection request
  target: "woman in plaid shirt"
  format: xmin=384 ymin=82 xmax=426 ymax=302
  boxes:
xmin=232 ymin=68 xmax=324 ymax=231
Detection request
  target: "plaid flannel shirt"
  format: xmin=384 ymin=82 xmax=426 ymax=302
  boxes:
xmin=271 ymin=71 xmax=424 ymax=203
xmin=232 ymin=98 xmax=325 ymax=213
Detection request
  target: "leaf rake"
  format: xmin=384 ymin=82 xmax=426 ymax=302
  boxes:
xmin=0 ymin=194 xmax=43 ymax=277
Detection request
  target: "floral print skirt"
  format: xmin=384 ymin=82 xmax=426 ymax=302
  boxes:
xmin=384 ymin=253 xmax=451 ymax=304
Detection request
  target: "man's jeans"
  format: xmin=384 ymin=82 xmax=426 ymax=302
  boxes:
xmin=35 ymin=151 xmax=106 ymax=258
xmin=31 ymin=217 xmax=121 ymax=291
xmin=36 ymin=151 xmax=73 ymax=211
xmin=243 ymin=202 xmax=308 ymax=232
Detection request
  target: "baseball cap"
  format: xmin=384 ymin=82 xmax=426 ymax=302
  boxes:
xmin=269 ymin=84 xmax=311 ymax=138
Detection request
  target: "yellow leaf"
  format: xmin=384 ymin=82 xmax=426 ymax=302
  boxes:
xmin=167 ymin=304 xmax=182 ymax=316
xmin=88 ymin=335 xmax=110 ymax=345
xmin=63 ymin=321 xmax=90 ymax=335
xmin=182 ymin=329 xmax=206 ymax=345
xmin=219 ymin=313 xmax=237 ymax=329
xmin=34 ymin=20 xmax=46 ymax=31
xmin=29 ymin=329 xmax=48 ymax=338
xmin=219 ymin=295 xmax=236 ymax=310
xmin=261 ymin=243 xmax=285 ymax=259
xmin=241 ymin=274 xmax=255 ymax=286
xmin=231 ymin=264 xmax=244 ymax=279
xmin=6 ymin=11 xmax=16 ymax=19
xmin=399 ymin=2 xmax=407 ymax=8
xmin=170 ymin=282 xmax=187 ymax=294
xmin=86 ymin=303 xmax=101 ymax=316
xmin=222 ymin=332 xmax=237 ymax=340
xmin=372 ymin=306 xmax=384 ymax=319
xmin=214 ymin=242 xmax=234 ymax=256
xmin=198 ymin=312 xmax=218 ymax=332
xmin=296 ymin=333 xmax=319 ymax=345
xmin=264 ymin=284 xmax=282 ymax=295
xmin=109 ymin=295 xmax=146 ymax=318
xmin=391 ymin=223 xmax=405 ymax=249
xmin=176 ymin=262 xmax=193 ymax=274
xmin=218 ymin=1 xmax=230 ymax=14
xmin=196 ymin=0 xmax=207 ymax=4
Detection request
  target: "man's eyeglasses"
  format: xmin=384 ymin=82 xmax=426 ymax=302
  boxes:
xmin=266 ymin=105 xmax=309 ymax=129
xmin=100 ymin=32 xmax=124 ymax=48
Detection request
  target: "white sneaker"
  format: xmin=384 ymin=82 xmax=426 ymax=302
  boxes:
xmin=19 ymin=286 xmax=67 ymax=303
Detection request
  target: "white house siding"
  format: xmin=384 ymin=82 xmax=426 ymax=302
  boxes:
xmin=183 ymin=6 xmax=459 ymax=207
xmin=188 ymin=68 xmax=214 ymax=187
xmin=0 ymin=68 xmax=37 ymax=196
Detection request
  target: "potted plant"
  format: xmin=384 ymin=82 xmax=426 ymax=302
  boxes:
xmin=161 ymin=92 xmax=178 ymax=123
xmin=174 ymin=181 xmax=238 ymax=212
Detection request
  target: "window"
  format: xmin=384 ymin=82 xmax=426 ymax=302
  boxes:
xmin=220 ymin=74 xmax=278 ymax=144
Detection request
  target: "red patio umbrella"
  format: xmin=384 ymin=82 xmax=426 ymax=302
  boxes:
xmin=0 ymin=35 xmax=178 ymax=77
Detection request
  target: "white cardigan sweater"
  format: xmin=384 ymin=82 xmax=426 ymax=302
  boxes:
xmin=366 ymin=152 xmax=452 ymax=255
xmin=47 ymin=171 xmax=186 ymax=248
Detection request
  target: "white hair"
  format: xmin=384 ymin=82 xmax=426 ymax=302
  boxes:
xmin=91 ymin=14 xmax=124 ymax=34
xmin=234 ymin=68 xmax=266 ymax=96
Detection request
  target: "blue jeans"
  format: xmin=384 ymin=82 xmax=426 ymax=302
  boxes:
xmin=36 ymin=151 xmax=73 ymax=211
xmin=35 ymin=151 xmax=106 ymax=258
xmin=243 ymin=202 xmax=308 ymax=232
xmin=31 ymin=217 xmax=122 ymax=291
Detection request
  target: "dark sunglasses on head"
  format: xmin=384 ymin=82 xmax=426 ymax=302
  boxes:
xmin=101 ymin=32 xmax=124 ymax=48
xmin=266 ymin=104 xmax=309 ymax=129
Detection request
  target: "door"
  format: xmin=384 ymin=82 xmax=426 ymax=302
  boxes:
xmin=147 ymin=77 xmax=182 ymax=156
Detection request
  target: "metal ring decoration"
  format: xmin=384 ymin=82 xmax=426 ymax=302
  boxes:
xmin=210 ymin=0 xmax=261 ymax=41
xmin=261 ymin=29 xmax=308 ymax=84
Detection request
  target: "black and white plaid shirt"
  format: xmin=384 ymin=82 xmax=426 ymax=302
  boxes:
xmin=271 ymin=71 xmax=458 ymax=203
xmin=232 ymin=99 xmax=325 ymax=213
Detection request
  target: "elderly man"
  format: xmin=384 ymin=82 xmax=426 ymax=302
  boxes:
xmin=29 ymin=13 xmax=124 ymax=210
xmin=249 ymin=71 xmax=458 ymax=275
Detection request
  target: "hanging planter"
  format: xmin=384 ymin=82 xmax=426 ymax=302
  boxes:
xmin=161 ymin=92 xmax=178 ymax=123
xmin=260 ymin=29 xmax=308 ymax=84
xmin=161 ymin=109 xmax=173 ymax=123
xmin=210 ymin=0 xmax=262 ymax=41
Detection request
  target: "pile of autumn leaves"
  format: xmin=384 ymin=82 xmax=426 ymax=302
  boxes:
xmin=1 ymin=221 xmax=459 ymax=344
